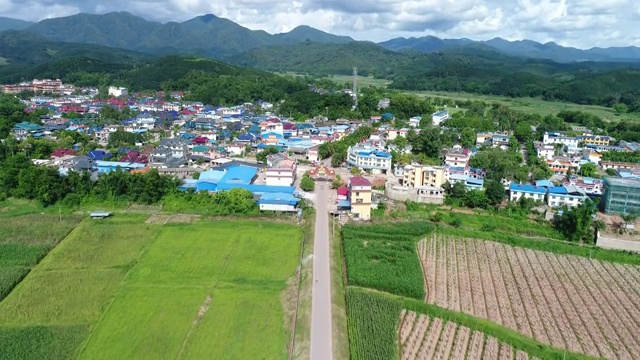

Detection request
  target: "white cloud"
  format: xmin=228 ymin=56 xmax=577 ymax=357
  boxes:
xmin=0 ymin=0 xmax=638 ymax=48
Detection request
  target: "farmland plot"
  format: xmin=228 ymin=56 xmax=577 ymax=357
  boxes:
xmin=398 ymin=310 xmax=532 ymax=360
xmin=419 ymin=235 xmax=640 ymax=359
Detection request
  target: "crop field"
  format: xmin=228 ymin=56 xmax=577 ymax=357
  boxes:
xmin=419 ymin=234 xmax=640 ymax=359
xmin=342 ymin=223 xmax=433 ymax=299
xmin=347 ymin=288 xmax=402 ymax=360
xmin=399 ymin=310 xmax=537 ymax=360
xmin=0 ymin=212 xmax=82 ymax=301
xmin=409 ymin=90 xmax=640 ymax=122
xmin=0 ymin=216 xmax=301 ymax=360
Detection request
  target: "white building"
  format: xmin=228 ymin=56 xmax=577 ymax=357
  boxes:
xmin=432 ymin=110 xmax=449 ymax=126
xmin=409 ymin=116 xmax=422 ymax=127
xmin=547 ymin=185 xmax=588 ymax=208
xmin=346 ymin=144 xmax=392 ymax=174
xmin=444 ymin=148 xmax=471 ymax=167
xmin=108 ymin=86 xmax=128 ymax=97
xmin=509 ymin=183 xmax=546 ymax=202
xmin=265 ymin=154 xmax=297 ymax=186
xmin=536 ymin=144 xmax=555 ymax=160
xmin=543 ymin=132 xmax=579 ymax=148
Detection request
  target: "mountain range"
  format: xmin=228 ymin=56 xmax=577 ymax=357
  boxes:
xmin=1 ymin=12 xmax=640 ymax=64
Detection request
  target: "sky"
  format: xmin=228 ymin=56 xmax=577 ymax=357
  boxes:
xmin=0 ymin=0 xmax=639 ymax=48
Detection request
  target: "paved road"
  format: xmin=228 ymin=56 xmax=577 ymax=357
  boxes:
xmin=310 ymin=183 xmax=333 ymax=360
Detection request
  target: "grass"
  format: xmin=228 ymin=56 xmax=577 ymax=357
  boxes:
xmin=0 ymin=214 xmax=304 ymax=359
xmin=0 ymin=325 xmax=89 ymax=360
xmin=410 ymin=90 xmax=640 ymax=122
xmin=292 ymin=210 xmax=315 ymax=360
xmin=0 ymin=203 xmax=82 ymax=301
xmin=342 ymin=223 xmax=433 ymax=299
xmin=183 ymin=286 xmax=291 ymax=360
xmin=324 ymin=74 xmax=391 ymax=88
xmin=79 ymin=220 xmax=302 ymax=359
xmin=78 ymin=286 xmax=207 ymax=360
xmin=330 ymin=217 xmax=349 ymax=360
xmin=0 ymin=269 xmax=125 ymax=325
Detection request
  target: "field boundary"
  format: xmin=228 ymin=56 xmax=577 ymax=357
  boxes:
xmin=288 ymin=211 xmax=311 ymax=359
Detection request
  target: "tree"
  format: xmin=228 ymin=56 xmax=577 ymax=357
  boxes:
xmin=192 ymin=171 xmax=201 ymax=180
xmin=256 ymin=146 xmax=279 ymax=163
xmin=613 ymin=103 xmax=628 ymax=114
xmin=300 ymin=174 xmax=315 ymax=192
xmin=514 ymin=122 xmax=533 ymax=143
xmin=449 ymin=182 xmax=467 ymax=199
xmin=410 ymin=127 xmax=442 ymax=158
xmin=485 ymin=180 xmax=506 ymax=206
xmin=463 ymin=190 xmax=488 ymax=208
xmin=460 ymin=127 xmax=475 ymax=149
xmin=580 ymin=163 xmax=597 ymax=178
xmin=554 ymin=200 xmax=597 ymax=243
xmin=606 ymin=168 xmax=618 ymax=176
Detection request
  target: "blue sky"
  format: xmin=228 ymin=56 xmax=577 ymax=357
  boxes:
xmin=0 ymin=0 xmax=638 ymax=48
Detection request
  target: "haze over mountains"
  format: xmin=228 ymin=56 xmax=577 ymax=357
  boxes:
xmin=1 ymin=12 xmax=640 ymax=64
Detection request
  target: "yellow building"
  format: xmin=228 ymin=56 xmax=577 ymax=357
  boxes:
xmin=403 ymin=165 xmax=446 ymax=188
xmin=349 ymin=176 xmax=372 ymax=220
xmin=581 ymin=135 xmax=612 ymax=146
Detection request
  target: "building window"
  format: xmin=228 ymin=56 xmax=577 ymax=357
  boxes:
xmin=356 ymin=199 xmax=363 ymax=204
xmin=356 ymin=192 xmax=360 ymax=196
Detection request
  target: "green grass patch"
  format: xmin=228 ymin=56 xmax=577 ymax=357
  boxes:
xmin=79 ymin=220 xmax=302 ymax=359
xmin=0 ymin=269 xmax=125 ymax=325
xmin=346 ymin=288 xmax=402 ymax=360
xmin=0 ymin=325 xmax=89 ymax=360
xmin=39 ymin=220 xmax=159 ymax=270
xmin=401 ymin=203 xmax=564 ymax=240
xmin=0 ymin=213 xmax=83 ymax=246
xmin=0 ymin=211 xmax=82 ymax=303
xmin=79 ymin=286 xmax=206 ymax=360
xmin=324 ymin=74 xmax=391 ymax=87
xmin=184 ymin=286 xmax=290 ymax=360
xmin=342 ymin=223 xmax=432 ymax=299
xmin=402 ymin=296 xmax=597 ymax=360
xmin=410 ymin=90 xmax=640 ymax=122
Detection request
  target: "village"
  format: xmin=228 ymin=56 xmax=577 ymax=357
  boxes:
xmin=6 ymin=79 xmax=640 ymax=235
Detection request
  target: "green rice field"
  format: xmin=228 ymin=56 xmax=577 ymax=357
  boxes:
xmin=0 ymin=215 xmax=302 ymax=360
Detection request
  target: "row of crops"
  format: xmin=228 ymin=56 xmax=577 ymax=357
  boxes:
xmin=342 ymin=222 xmax=433 ymax=299
xmin=346 ymin=288 xmax=402 ymax=360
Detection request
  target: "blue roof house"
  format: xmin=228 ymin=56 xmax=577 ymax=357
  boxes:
xmin=509 ymin=183 xmax=546 ymax=203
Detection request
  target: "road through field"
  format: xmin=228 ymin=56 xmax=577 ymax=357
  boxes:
xmin=310 ymin=183 xmax=333 ymax=360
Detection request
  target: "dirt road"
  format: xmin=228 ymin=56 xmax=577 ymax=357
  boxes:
xmin=310 ymin=183 xmax=333 ymax=360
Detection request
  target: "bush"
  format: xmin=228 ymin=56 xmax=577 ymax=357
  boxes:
xmin=300 ymin=175 xmax=315 ymax=192
xmin=449 ymin=215 xmax=463 ymax=228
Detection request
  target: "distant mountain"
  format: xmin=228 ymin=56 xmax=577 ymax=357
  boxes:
xmin=21 ymin=12 xmax=355 ymax=58
xmin=380 ymin=36 xmax=640 ymax=63
xmin=0 ymin=17 xmax=33 ymax=32
xmin=227 ymin=41 xmax=412 ymax=77
xmin=274 ymin=25 xmax=353 ymax=44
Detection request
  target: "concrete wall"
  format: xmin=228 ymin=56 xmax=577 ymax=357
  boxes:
xmin=385 ymin=185 xmax=444 ymax=205
xmin=597 ymin=232 xmax=640 ymax=253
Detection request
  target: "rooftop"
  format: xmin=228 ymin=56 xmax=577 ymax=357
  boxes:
xmin=350 ymin=176 xmax=371 ymax=187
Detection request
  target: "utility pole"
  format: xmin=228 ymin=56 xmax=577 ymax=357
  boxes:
xmin=352 ymin=67 xmax=358 ymax=109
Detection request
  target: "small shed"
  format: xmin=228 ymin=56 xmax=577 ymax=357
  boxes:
xmin=90 ymin=212 xmax=112 ymax=219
